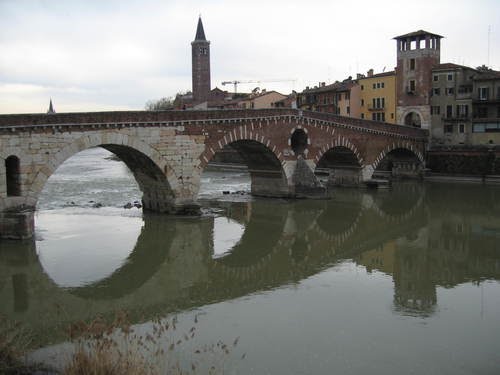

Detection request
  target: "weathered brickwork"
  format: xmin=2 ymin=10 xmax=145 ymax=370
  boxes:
xmin=0 ymin=109 xmax=427 ymax=223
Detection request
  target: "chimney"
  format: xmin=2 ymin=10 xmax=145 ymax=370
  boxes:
xmin=356 ymin=73 xmax=365 ymax=79
xmin=367 ymin=69 xmax=374 ymax=77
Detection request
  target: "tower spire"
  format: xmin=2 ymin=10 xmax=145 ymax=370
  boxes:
xmin=47 ymin=98 xmax=55 ymax=114
xmin=195 ymin=16 xmax=206 ymax=41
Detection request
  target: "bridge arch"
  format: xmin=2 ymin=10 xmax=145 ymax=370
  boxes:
xmin=29 ymin=133 xmax=178 ymax=212
xmin=313 ymin=137 xmax=363 ymax=187
xmin=371 ymin=142 xmax=424 ymax=178
xmin=313 ymin=136 xmax=363 ymax=168
xmin=198 ymin=128 xmax=290 ymax=198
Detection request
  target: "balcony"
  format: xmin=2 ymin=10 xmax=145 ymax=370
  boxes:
xmin=368 ymin=105 xmax=385 ymax=112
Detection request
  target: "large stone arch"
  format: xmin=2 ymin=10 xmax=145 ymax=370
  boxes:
xmin=197 ymin=127 xmax=291 ymax=198
xmin=371 ymin=142 xmax=424 ymax=172
xmin=198 ymin=125 xmax=286 ymax=168
xmin=312 ymin=136 xmax=364 ymax=187
xmin=28 ymin=132 xmax=179 ymax=213
xmin=313 ymin=136 xmax=364 ymax=167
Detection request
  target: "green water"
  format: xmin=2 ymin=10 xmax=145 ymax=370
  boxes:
xmin=0 ymin=148 xmax=499 ymax=374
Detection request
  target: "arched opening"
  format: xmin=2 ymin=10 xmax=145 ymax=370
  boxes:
xmin=35 ymin=147 xmax=146 ymax=289
xmin=199 ymin=140 xmax=287 ymax=201
xmin=404 ymin=112 xmax=421 ymax=128
xmin=5 ymin=155 xmax=21 ymax=196
xmin=374 ymin=148 xmax=423 ymax=180
xmin=315 ymin=146 xmax=361 ymax=188
xmin=291 ymin=129 xmax=308 ymax=155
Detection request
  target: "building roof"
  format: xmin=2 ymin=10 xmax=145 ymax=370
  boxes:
xmin=358 ymin=71 xmax=395 ymax=80
xmin=474 ymin=69 xmax=500 ymax=80
xmin=393 ymin=30 xmax=443 ymax=40
xmin=194 ymin=17 xmax=206 ymax=41
xmin=301 ymin=80 xmax=354 ymax=94
xmin=432 ymin=63 xmax=476 ymax=72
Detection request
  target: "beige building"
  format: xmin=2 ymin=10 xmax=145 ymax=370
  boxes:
xmin=238 ymin=90 xmax=287 ymax=109
xmin=358 ymin=70 xmax=397 ymax=123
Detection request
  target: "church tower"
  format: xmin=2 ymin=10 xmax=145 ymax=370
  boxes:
xmin=191 ymin=17 xmax=211 ymax=103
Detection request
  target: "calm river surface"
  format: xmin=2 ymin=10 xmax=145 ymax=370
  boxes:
xmin=1 ymin=147 xmax=499 ymax=374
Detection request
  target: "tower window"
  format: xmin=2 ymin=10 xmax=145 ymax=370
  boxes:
xmin=409 ymin=80 xmax=416 ymax=92
xmin=410 ymin=58 xmax=416 ymax=70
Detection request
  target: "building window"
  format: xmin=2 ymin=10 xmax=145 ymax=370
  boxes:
xmin=373 ymin=83 xmax=376 ymax=89
xmin=381 ymin=82 xmax=385 ymax=88
xmin=391 ymin=113 xmax=394 ymax=119
xmin=361 ymin=113 xmax=365 ymax=119
xmin=473 ymin=123 xmax=500 ymax=133
xmin=361 ymin=99 xmax=364 ymax=106
xmin=456 ymin=104 xmax=468 ymax=118
xmin=381 ymin=113 xmax=385 ymax=122
xmin=446 ymin=87 xmax=454 ymax=95
xmin=409 ymin=80 xmax=416 ymax=92
xmin=347 ymin=106 xmax=350 ymax=115
xmin=459 ymin=123 xmax=465 ymax=133
xmin=433 ymin=88 xmax=440 ymax=96
xmin=345 ymin=92 xmax=350 ymax=100
xmin=446 ymin=105 xmax=453 ymax=118
xmin=444 ymin=124 xmax=453 ymax=133
xmin=475 ymin=107 xmax=488 ymax=118
xmin=478 ymin=87 xmax=489 ymax=100
xmin=433 ymin=75 xmax=439 ymax=82
xmin=372 ymin=113 xmax=376 ymax=121
xmin=410 ymin=58 xmax=416 ymax=70
xmin=361 ymin=85 xmax=364 ymax=90
xmin=447 ymin=74 xmax=453 ymax=81
xmin=5 ymin=155 xmax=21 ymax=196
xmin=431 ymin=106 xmax=441 ymax=115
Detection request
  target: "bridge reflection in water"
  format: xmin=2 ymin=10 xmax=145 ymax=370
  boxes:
xmin=0 ymin=183 xmax=500 ymax=349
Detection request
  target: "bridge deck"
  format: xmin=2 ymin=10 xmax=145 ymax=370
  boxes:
xmin=0 ymin=109 xmax=427 ymax=140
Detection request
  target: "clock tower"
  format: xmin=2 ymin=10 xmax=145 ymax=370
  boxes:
xmin=191 ymin=17 xmax=211 ymax=103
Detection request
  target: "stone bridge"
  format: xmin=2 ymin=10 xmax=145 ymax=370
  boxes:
xmin=0 ymin=108 xmax=427 ymax=238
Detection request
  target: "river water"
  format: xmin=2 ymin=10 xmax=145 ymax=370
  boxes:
xmin=1 ymin=147 xmax=499 ymax=374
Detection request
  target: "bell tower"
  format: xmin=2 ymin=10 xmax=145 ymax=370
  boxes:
xmin=191 ymin=17 xmax=211 ymax=103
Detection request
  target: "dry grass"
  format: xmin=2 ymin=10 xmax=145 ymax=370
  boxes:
xmin=62 ymin=312 xmax=242 ymax=375
xmin=0 ymin=315 xmax=35 ymax=374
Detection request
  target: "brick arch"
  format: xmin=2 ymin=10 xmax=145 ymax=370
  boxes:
xmin=29 ymin=132 xmax=177 ymax=202
xmin=197 ymin=125 xmax=285 ymax=170
xmin=312 ymin=135 xmax=364 ymax=168
xmin=371 ymin=141 xmax=424 ymax=171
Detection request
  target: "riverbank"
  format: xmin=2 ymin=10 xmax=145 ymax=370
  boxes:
xmin=424 ymin=172 xmax=500 ymax=184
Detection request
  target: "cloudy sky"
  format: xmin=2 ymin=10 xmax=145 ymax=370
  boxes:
xmin=1 ymin=0 xmax=499 ymax=114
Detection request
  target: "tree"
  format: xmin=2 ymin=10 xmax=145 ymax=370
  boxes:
xmin=145 ymin=91 xmax=192 ymax=111
xmin=145 ymin=96 xmax=175 ymax=111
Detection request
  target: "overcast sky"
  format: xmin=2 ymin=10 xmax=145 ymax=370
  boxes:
xmin=1 ymin=0 xmax=499 ymax=114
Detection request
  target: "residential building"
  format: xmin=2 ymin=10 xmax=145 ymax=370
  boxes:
xmin=297 ymin=78 xmax=357 ymax=116
xmin=358 ymin=70 xmax=396 ymax=123
xmin=430 ymin=64 xmax=476 ymax=145
xmin=238 ymin=90 xmax=287 ymax=109
xmin=471 ymin=69 xmax=500 ymax=144
xmin=394 ymin=30 xmax=443 ymax=129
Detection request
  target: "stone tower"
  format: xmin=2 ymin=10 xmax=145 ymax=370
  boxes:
xmin=394 ymin=30 xmax=443 ymax=129
xmin=191 ymin=17 xmax=211 ymax=103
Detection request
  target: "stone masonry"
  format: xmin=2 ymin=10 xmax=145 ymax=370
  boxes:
xmin=0 ymin=108 xmax=427 ymax=238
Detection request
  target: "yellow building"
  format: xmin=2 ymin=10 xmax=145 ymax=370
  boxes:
xmin=358 ymin=70 xmax=397 ymax=124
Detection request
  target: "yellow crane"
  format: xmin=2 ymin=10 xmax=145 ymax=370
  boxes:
xmin=221 ymin=79 xmax=296 ymax=93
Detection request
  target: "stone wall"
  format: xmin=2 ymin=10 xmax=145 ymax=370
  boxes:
xmin=427 ymin=147 xmax=500 ymax=175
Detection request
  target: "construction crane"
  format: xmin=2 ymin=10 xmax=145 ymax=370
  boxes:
xmin=221 ymin=79 xmax=296 ymax=93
